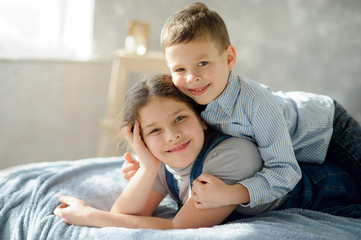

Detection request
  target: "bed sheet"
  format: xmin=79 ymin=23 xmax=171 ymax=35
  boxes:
xmin=1 ymin=157 xmax=361 ymax=240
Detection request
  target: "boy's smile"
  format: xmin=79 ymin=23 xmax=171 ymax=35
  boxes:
xmin=165 ymin=39 xmax=236 ymax=105
xmin=138 ymin=96 xmax=206 ymax=168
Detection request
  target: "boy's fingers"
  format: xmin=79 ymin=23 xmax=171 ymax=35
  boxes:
xmin=124 ymin=152 xmax=137 ymax=163
xmin=122 ymin=163 xmax=139 ymax=172
xmin=196 ymin=173 xmax=212 ymax=184
xmin=124 ymin=170 xmax=137 ymax=181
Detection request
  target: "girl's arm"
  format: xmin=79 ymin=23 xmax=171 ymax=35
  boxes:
xmin=111 ymin=166 xmax=162 ymax=216
xmin=54 ymin=194 xmax=236 ymax=229
xmin=111 ymin=121 xmax=161 ymax=215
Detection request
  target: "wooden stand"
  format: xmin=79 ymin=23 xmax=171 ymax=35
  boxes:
xmin=97 ymin=49 xmax=169 ymax=157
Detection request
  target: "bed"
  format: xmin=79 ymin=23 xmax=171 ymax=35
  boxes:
xmin=1 ymin=157 xmax=361 ymax=240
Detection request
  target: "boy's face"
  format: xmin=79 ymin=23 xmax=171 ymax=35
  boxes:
xmin=138 ymin=96 xmax=206 ymax=169
xmin=165 ymin=39 xmax=236 ymax=105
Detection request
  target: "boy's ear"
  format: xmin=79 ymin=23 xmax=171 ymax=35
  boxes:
xmin=226 ymin=45 xmax=236 ymax=71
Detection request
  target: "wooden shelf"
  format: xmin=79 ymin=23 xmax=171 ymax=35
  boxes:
xmin=97 ymin=50 xmax=169 ymax=157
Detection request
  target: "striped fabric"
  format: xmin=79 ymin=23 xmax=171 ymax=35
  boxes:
xmin=201 ymin=71 xmax=335 ymax=207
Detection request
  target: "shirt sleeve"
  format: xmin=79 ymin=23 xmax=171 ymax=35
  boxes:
xmin=239 ymin=89 xmax=302 ymax=208
xmin=152 ymin=164 xmax=168 ymax=197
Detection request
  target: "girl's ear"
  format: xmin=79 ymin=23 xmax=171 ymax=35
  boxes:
xmin=201 ymin=120 xmax=208 ymax=130
xmin=226 ymin=45 xmax=236 ymax=71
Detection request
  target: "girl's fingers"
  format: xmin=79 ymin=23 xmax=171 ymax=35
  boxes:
xmin=133 ymin=120 xmax=142 ymax=141
xmin=58 ymin=195 xmax=73 ymax=205
xmin=122 ymin=124 xmax=133 ymax=142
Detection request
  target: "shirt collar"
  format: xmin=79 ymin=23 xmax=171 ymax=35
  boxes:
xmin=206 ymin=71 xmax=240 ymax=115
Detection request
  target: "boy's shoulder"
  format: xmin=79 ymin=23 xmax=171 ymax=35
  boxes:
xmin=222 ymin=72 xmax=272 ymax=102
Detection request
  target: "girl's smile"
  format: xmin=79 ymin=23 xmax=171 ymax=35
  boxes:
xmin=167 ymin=140 xmax=191 ymax=154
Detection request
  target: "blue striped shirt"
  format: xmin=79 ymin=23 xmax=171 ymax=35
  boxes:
xmin=201 ymin=71 xmax=335 ymax=207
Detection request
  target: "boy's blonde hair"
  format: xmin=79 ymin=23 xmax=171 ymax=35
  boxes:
xmin=161 ymin=2 xmax=230 ymax=53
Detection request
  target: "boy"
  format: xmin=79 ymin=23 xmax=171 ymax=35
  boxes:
xmin=123 ymin=2 xmax=361 ymax=209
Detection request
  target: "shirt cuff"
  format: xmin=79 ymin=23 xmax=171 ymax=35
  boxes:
xmin=238 ymin=176 xmax=273 ymax=208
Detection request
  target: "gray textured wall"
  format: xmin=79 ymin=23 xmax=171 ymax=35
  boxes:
xmin=94 ymin=0 xmax=361 ymax=120
xmin=1 ymin=1 xmax=360 ymax=169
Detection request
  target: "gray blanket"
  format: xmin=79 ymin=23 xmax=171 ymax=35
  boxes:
xmin=1 ymin=157 xmax=361 ymax=240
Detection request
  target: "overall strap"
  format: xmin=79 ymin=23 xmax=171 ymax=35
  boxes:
xmin=165 ymin=132 xmax=231 ymax=208
xmin=189 ymin=133 xmax=231 ymax=189
xmin=164 ymin=166 xmax=182 ymax=209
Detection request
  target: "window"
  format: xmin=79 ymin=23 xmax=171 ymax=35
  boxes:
xmin=0 ymin=0 xmax=94 ymax=60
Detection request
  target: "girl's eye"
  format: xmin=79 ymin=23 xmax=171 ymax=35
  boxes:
xmin=175 ymin=116 xmax=185 ymax=122
xmin=198 ymin=61 xmax=207 ymax=67
xmin=175 ymin=67 xmax=185 ymax=72
xmin=149 ymin=128 xmax=160 ymax=134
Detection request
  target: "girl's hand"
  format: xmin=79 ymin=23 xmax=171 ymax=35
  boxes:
xmin=122 ymin=121 xmax=160 ymax=171
xmin=53 ymin=195 xmax=95 ymax=227
xmin=121 ymin=152 xmax=140 ymax=182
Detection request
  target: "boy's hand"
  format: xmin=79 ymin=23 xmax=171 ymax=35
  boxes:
xmin=53 ymin=195 xmax=95 ymax=227
xmin=191 ymin=173 xmax=233 ymax=209
xmin=192 ymin=173 xmax=251 ymax=209
xmin=121 ymin=152 xmax=140 ymax=182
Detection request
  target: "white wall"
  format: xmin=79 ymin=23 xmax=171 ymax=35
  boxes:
xmin=0 ymin=60 xmax=111 ymax=169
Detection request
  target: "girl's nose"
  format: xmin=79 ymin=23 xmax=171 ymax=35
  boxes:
xmin=166 ymin=128 xmax=181 ymax=142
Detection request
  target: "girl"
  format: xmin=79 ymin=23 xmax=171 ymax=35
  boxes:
xmin=54 ymin=74 xmax=361 ymax=229
xmin=54 ymin=74 xmax=266 ymax=229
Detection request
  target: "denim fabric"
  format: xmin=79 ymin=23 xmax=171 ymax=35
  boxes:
xmin=276 ymin=162 xmax=361 ymax=218
xmin=326 ymin=101 xmax=361 ymax=186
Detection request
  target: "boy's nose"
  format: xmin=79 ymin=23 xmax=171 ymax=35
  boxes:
xmin=186 ymin=71 xmax=201 ymax=83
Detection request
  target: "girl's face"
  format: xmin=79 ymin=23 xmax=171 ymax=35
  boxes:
xmin=138 ymin=96 xmax=207 ymax=168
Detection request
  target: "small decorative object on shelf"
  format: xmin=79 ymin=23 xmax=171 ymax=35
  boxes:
xmin=97 ymin=49 xmax=169 ymax=157
xmin=124 ymin=20 xmax=149 ymax=55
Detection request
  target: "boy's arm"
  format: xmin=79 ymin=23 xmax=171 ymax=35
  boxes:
xmin=54 ymin=194 xmax=236 ymax=229
xmin=240 ymin=93 xmax=302 ymax=207
xmin=121 ymin=152 xmax=140 ymax=182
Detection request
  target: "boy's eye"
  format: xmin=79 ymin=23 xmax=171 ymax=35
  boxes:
xmin=175 ymin=116 xmax=185 ymax=122
xmin=198 ymin=61 xmax=208 ymax=67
